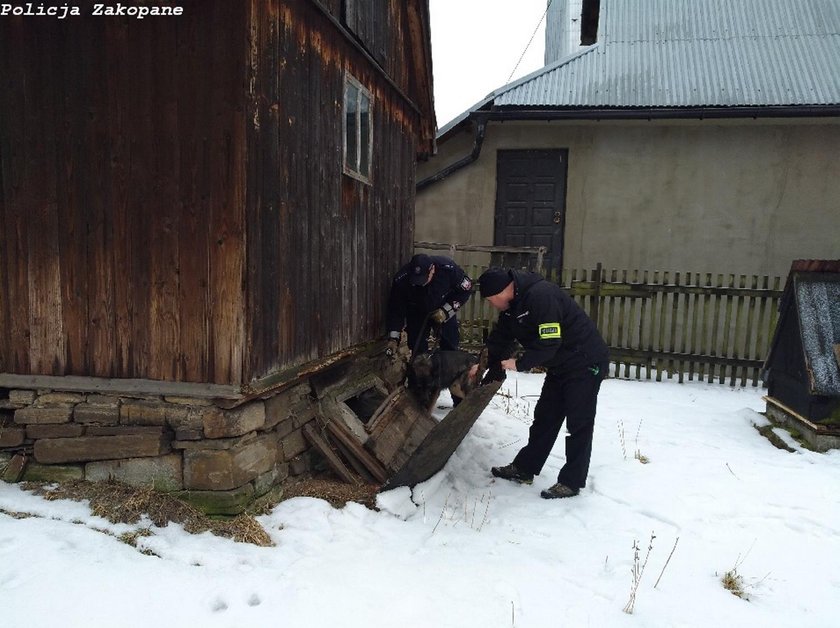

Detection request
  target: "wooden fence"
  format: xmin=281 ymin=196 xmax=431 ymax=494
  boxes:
xmin=455 ymin=263 xmax=784 ymax=387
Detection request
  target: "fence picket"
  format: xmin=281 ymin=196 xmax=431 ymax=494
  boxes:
xmin=446 ymin=255 xmax=781 ymax=388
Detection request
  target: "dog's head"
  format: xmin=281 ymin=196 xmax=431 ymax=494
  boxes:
xmin=406 ymin=350 xmax=481 ymax=411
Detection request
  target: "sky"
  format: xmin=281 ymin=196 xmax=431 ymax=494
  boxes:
xmin=429 ymin=0 xmax=549 ymax=127
xmin=2 ymin=373 xmax=839 ymax=627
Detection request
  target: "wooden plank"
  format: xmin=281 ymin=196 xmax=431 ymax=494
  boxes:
xmin=688 ymin=273 xmax=700 ymax=381
xmin=384 ymin=381 xmax=501 ymax=490
xmin=149 ymin=18 xmax=182 ymax=382
xmin=27 ymin=24 xmax=66 ymax=375
xmin=0 ymin=373 xmax=239 ymax=399
xmin=0 ymin=20 xmax=32 ymax=375
xmin=655 ymin=272 xmax=669 ymax=382
xmin=730 ymin=275 xmax=745 ymax=386
xmin=177 ymin=5 xmax=212 ymax=383
xmin=617 ymin=269 xmax=627 ymax=377
xmin=55 ymin=20 xmax=92 ymax=376
xmin=609 ymin=348 xmax=763 ymax=370
xmin=303 ymin=423 xmax=360 ymax=485
xmin=207 ymin=0 xmax=247 ymax=385
xmin=638 ymin=270 xmax=650 ymax=379
xmin=572 ymin=282 xmax=781 ymax=299
xmin=105 ymin=18 xmax=133 ymax=379
xmin=744 ymin=275 xmax=759 ymax=386
xmin=386 ymin=411 xmax=436 ymax=473
xmin=331 ymin=437 xmax=377 ymax=484
xmin=366 ymin=388 xmax=410 ymax=438
xmin=367 ymin=389 xmax=436 ymax=468
xmin=708 ymin=274 xmax=723 ymax=383
xmin=764 ymin=396 xmax=840 ymax=435
xmin=631 ymin=269 xmax=642 ymax=380
xmin=720 ymin=274 xmax=735 ymax=384
xmin=678 ymin=272 xmax=691 ymax=383
xmin=670 ymin=272 xmax=680 ymax=382
xmin=324 ymin=417 xmax=389 ymax=484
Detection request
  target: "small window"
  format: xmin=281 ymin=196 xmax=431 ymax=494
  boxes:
xmin=344 ymin=74 xmax=372 ymax=182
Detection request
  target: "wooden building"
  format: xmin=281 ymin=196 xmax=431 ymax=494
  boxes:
xmin=0 ymin=0 xmax=436 ymax=511
xmin=763 ymin=260 xmax=840 ymax=451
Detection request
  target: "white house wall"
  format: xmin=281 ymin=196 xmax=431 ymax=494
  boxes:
xmin=415 ymin=118 xmax=840 ymax=278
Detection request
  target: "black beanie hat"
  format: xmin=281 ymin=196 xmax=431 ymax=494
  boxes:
xmin=479 ymin=267 xmax=512 ymax=297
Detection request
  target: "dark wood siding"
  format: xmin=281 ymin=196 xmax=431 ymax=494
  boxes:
xmin=0 ymin=1 xmax=249 ymax=385
xmin=1 ymin=0 xmax=432 ymax=390
xmin=244 ymin=0 xmax=420 ymax=383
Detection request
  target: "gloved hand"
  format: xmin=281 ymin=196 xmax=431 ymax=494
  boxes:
xmin=385 ymin=339 xmax=399 ymax=357
xmin=430 ymin=303 xmax=455 ymax=325
xmin=481 ymin=362 xmax=506 ymax=385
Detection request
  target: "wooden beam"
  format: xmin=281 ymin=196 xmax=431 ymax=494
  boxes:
xmin=385 ymin=381 xmax=501 ymax=490
xmin=302 ymin=423 xmax=360 ymax=485
xmin=323 ymin=417 xmax=388 ymax=484
xmin=0 ymin=373 xmax=240 ymax=399
xmin=763 ymin=396 xmax=840 ymax=435
xmin=330 ymin=438 xmax=377 ymax=484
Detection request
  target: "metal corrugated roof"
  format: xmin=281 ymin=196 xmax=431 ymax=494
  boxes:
xmin=493 ymin=0 xmax=840 ymax=109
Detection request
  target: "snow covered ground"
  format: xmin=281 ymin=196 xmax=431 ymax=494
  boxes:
xmin=2 ymin=373 xmax=839 ymax=627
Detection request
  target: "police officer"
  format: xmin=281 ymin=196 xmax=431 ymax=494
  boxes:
xmin=386 ymin=253 xmax=473 ymax=357
xmin=474 ymin=267 xmax=609 ymax=499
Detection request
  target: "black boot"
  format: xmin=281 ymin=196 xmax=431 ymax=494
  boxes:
xmin=491 ymin=463 xmax=534 ymax=485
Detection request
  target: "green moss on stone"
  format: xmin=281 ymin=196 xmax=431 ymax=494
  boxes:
xmin=175 ymin=483 xmax=255 ymax=516
xmin=21 ymin=463 xmax=84 ymax=483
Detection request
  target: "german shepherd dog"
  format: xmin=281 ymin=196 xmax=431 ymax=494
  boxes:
xmin=406 ymin=348 xmax=488 ymax=411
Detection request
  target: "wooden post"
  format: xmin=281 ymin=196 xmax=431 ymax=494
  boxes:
xmin=591 ymin=262 xmax=602 ymax=330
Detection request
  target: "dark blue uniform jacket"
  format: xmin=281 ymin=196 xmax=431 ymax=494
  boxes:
xmin=486 ymin=270 xmax=609 ymax=374
xmin=387 ymin=256 xmax=473 ymax=334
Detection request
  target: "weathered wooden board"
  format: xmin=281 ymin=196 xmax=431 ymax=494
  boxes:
xmin=324 ymin=417 xmax=389 ymax=484
xmin=303 ymin=423 xmax=359 ymax=485
xmin=382 ymin=381 xmax=501 ymax=490
xmin=365 ymin=387 xmax=436 ymax=468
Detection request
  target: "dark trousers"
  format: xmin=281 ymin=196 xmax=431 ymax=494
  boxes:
xmin=513 ymin=363 xmax=607 ymax=490
xmin=406 ymin=310 xmax=459 ymax=354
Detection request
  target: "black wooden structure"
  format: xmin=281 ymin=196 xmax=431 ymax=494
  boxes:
xmin=763 ymin=260 xmax=840 ymax=449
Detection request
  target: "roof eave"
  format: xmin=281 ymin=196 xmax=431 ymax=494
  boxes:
xmin=486 ymin=104 xmax=840 ymax=121
xmin=438 ymin=104 xmax=840 ymax=144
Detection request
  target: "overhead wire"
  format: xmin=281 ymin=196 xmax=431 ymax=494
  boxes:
xmin=506 ymin=0 xmax=553 ymax=83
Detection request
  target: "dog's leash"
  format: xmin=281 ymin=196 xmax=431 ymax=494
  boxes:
xmin=409 ymin=311 xmax=435 ymax=364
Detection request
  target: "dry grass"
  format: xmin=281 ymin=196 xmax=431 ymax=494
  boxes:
xmin=21 ymin=480 xmax=274 ymax=547
xmin=282 ymin=477 xmax=380 ymax=510
xmin=9 ymin=472 xmax=381 ymax=550
xmin=721 ymin=568 xmax=747 ymax=598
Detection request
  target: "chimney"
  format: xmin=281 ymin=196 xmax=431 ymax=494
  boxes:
xmin=580 ymin=0 xmax=601 ymax=45
xmin=545 ymin=0 xmax=600 ymax=65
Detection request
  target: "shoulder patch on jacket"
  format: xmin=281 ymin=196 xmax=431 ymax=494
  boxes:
xmin=460 ymin=277 xmax=472 ymax=291
xmin=538 ymin=322 xmax=562 ymax=339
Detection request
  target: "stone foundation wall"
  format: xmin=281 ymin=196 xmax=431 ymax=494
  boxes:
xmin=0 ymin=380 xmax=325 ymax=515
xmin=1 ymin=354 xmax=401 ymax=514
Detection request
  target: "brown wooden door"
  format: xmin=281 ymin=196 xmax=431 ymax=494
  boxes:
xmin=494 ymin=149 xmax=568 ymax=275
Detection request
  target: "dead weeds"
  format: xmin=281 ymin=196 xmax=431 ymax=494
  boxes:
xmin=14 ymin=475 xmax=380 ymax=548
xmin=282 ymin=477 xmax=380 ymax=510
xmin=21 ymin=480 xmax=274 ymax=547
